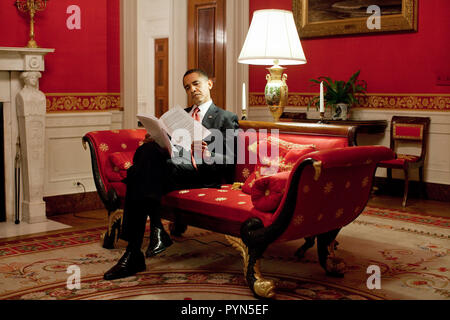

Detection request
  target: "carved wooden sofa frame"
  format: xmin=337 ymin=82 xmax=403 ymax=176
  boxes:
xmin=82 ymin=120 xmax=393 ymax=299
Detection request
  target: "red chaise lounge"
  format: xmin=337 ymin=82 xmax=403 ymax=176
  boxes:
xmin=82 ymin=120 xmax=394 ymax=299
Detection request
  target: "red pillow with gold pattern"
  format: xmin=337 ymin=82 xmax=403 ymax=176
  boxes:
xmin=262 ymin=136 xmax=316 ymax=152
xmin=251 ymin=171 xmax=290 ymax=212
xmin=105 ymin=152 xmax=134 ymax=182
xmin=109 ymin=152 xmax=134 ymax=170
xmin=242 ymin=142 xmax=316 ymax=194
xmin=281 ymin=147 xmax=317 ymax=171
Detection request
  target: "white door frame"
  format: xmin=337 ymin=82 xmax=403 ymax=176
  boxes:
xmin=121 ymin=0 xmax=249 ymax=127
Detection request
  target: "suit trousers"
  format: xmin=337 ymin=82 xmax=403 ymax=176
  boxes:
xmin=120 ymin=141 xmax=214 ymax=251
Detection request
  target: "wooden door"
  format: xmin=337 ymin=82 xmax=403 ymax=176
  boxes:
xmin=154 ymin=38 xmax=169 ymax=117
xmin=188 ymin=0 xmax=226 ymax=109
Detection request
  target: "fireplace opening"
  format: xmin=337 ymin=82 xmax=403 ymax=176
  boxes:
xmin=0 ymin=102 xmax=5 ymax=222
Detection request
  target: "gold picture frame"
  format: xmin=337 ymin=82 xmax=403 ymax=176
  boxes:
xmin=293 ymin=0 xmax=418 ymax=38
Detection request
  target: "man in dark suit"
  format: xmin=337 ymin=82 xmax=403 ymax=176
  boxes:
xmin=104 ymin=69 xmax=239 ymax=280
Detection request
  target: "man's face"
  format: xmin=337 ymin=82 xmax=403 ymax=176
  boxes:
xmin=183 ymin=72 xmax=213 ymax=106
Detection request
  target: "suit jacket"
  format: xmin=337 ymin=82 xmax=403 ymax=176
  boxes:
xmin=185 ymin=103 xmax=239 ymax=157
xmin=170 ymin=103 xmax=239 ymax=187
xmin=184 ymin=102 xmax=238 ymax=131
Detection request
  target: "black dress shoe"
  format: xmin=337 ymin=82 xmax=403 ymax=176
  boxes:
xmin=104 ymin=250 xmax=146 ymax=280
xmin=145 ymin=226 xmax=173 ymax=257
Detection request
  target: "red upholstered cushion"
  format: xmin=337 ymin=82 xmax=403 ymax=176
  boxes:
xmin=379 ymin=154 xmax=420 ymax=167
xmin=105 ymin=151 xmax=135 ymax=182
xmin=110 ymin=151 xmax=135 ymax=170
xmin=251 ymin=171 xmax=290 ymax=212
xmin=161 ymin=185 xmax=275 ymax=227
xmin=84 ymin=129 xmax=146 ymax=193
xmin=234 ymin=130 xmax=348 ymax=183
xmin=242 ymin=170 xmax=262 ymax=194
xmin=242 ymin=141 xmax=316 ymax=194
xmin=105 ymin=168 xmax=126 ymax=182
xmin=283 ymin=148 xmax=317 ymax=170
xmin=110 ymin=182 xmax=127 ymax=199
xmin=393 ymin=123 xmax=423 ymax=140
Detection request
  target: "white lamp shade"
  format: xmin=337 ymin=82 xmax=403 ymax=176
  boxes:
xmin=238 ymin=9 xmax=307 ymax=66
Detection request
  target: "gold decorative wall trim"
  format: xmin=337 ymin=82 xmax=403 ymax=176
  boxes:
xmin=249 ymin=93 xmax=450 ymax=111
xmin=45 ymin=93 xmax=121 ymax=112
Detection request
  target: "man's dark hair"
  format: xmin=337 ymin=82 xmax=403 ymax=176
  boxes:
xmin=183 ymin=68 xmax=209 ymax=81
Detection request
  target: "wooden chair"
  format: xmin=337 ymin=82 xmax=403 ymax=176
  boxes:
xmin=377 ymin=116 xmax=430 ymax=207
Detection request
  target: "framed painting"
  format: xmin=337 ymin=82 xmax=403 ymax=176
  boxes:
xmin=292 ymin=0 xmax=418 ymax=38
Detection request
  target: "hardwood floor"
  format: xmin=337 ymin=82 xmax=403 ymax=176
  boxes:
xmin=368 ymin=194 xmax=450 ymax=219
xmin=49 ymin=209 xmax=109 ymax=230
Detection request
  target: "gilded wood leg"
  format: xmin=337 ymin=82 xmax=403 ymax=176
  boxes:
xmin=225 ymin=235 xmax=275 ymax=299
xmin=102 ymin=209 xmax=123 ymax=249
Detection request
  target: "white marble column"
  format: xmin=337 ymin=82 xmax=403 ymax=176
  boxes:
xmin=0 ymin=47 xmax=54 ymax=224
xmin=16 ymin=72 xmax=47 ymax=223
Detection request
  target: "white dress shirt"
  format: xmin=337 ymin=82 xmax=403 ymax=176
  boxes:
xmin=188 ymin=100 xmax=212 ymax=123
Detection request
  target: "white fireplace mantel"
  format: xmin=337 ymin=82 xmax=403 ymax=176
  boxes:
xmin=0 ymin=46 xmax=55 ymax=224
xmin=0 ymin=47 xmax=54 ymax=72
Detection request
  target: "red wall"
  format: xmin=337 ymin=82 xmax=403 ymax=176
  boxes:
xmin=249 ymin=0 xmax=450 ymax=95
xmin=107 ymin=0 xmax=120 ymax=93
xmin=0 ymin=0 xmax=120 ymax=96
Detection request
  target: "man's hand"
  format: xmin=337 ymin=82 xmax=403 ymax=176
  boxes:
xmin=191 ymin=140 xmax=211 ymax=159
xmin=143 ymin=133 xmax=154 ymax=144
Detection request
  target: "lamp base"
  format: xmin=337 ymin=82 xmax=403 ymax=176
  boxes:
xmin=268 ymin=106 xmax=284 ymax=122
xmin=265 ymin=64 xmax=288 ymax=122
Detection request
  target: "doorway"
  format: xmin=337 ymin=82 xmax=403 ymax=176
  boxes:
xmin=154 ymin=38 xmax=169 ymax=117
xmin=188 ymin=0 xmax=226 ymax=109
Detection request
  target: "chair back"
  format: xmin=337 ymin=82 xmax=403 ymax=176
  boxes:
xmin=390 ymin=116 xmax=430 ymax=161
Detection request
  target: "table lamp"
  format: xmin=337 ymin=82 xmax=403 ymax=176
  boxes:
xmin=238 ymin=9 xmax=307 ymax=122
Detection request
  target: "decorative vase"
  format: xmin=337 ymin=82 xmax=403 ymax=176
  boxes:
xmin=265 ymin=65 xmax=288 ymax=122
xmin=332 ymin=103 xmax=349 ymax=120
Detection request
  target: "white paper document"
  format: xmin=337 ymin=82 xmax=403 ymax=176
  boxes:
xmin=137 ymin=106 xmax=211 ymax=155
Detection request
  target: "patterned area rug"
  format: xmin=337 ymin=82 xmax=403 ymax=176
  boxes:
xmin=0 ymin=206 xmax=448 ymax=300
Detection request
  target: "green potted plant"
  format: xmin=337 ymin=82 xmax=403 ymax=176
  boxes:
xmin=308 ymin=70 xmax=367 ymax=120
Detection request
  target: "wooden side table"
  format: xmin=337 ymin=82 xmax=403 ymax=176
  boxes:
xmin=279 ymin=113 xmax=388 ymax=145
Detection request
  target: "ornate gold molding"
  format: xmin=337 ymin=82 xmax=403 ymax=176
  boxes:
xmin=313 ymin=160 xmax=322 ymax=181
xmin=45 ymin=93 xmax=121 ymax=112
xmin=293 ymin=0 xmax=418 ymax=39
xmin=249 ymin=92 xmax=450 ymax=111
